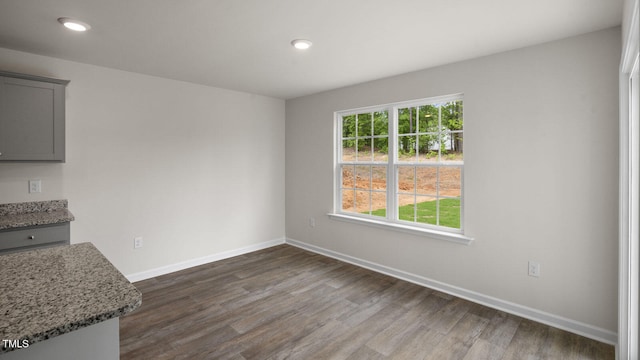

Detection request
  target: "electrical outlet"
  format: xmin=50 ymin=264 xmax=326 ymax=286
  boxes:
xmin=528 ymin=261 xmax=540 ymax=277
xmin=308 ymin=217 xmax=316 ymax=228
xmin=29 ymin=180 xmax=42 ymax=193
xmin=134 ymin=237 xmax=143 ymax=249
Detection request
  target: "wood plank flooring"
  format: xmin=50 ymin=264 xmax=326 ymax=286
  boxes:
xmin=120 ymin=245 xmax=614 ymax=359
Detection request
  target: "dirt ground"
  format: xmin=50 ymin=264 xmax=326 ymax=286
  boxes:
xmin=341 ymin=149 xmax=461 ymax=213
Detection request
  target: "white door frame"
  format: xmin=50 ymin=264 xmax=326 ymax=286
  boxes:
xmin=619 ymin=2 xmax=640 ymax=358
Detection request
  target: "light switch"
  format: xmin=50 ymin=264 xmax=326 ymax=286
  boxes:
xmin=29 ymin=180 xmax=42 ymax=193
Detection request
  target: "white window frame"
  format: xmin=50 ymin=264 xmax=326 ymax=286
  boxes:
xmin=330 ymin=94 xmax=473 ymax=245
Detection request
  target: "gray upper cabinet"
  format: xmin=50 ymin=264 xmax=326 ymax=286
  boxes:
xmin=0 ymin=71 xmax=69 ymax=162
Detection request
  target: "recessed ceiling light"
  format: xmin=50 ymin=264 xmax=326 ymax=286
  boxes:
xmin=291 ymin=39 xmax=312 ymax=50
xmin=58 ymin=17 xmax=91 ymax=32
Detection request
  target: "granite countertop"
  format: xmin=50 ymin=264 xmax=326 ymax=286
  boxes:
xmin=0 ymin=242 xmax=142 ymax=353
xmin=0 ymin=200 xmax=75 ymax=230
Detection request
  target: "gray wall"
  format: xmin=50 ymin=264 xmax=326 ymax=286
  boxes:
xmin=0 ymin=48 xmax=286 ymax=276
xmin=285 ymin=28 xmax=620 ymax=333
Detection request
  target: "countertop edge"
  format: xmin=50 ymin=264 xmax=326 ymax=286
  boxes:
xmin=8 ymin=301 xmax=142 ymax=353
xmin=0 ymin=209 xmax=75 ymax=231
xmin=0 ymin=200 xmax=69 ymax=216
xmin=1 ymin=287 xmax=142 ymax=354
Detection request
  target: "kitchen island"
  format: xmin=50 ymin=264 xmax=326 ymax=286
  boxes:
xmin=0 ymin=242 xmax=141 ymax=359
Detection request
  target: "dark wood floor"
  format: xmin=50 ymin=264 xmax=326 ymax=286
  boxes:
xmin=120 ymin=245 xmax=614 ymax=359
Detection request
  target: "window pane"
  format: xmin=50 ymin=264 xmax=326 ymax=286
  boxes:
xmin=373 ymin=111 xmax=389 ymax=136
xmin=341 ymin=165 xmax=355 ymax=188
xmin=440 ymin=167 xmax=461 ymax=197
xmin=439 ymin=131 xmax=452 ymax=158
xmin=355 ymin=166 xmax=370 ymax=190
xmin=442 ymin=100 xmax=463 ymax=131
xmin=398 ymin=135 xmax=416 ymax=161
xmin=417 ymin=133 xmax=439 ymax=162
xmin=356 ymin=138 xmax=373 ymax=162
xmin=441 ymin=100 xmax=463 ymax=159
xmin=372 ymin=166 xmax=387 ymax=191
xmin=456 ymin=100 xmax=463 ymax=130
xmin=355 ymin=190 xmax=371 ymax=213
xmin=373 ymin=138 xmax=388 ymax=161
xmin=398 ymin=108 xmax=409 ymax=134
xmin=398 ymin=107 xmax=416 ymax=135
xmin=398 ymin=166 xmax=415 ymax=193
xmin=416 ymin=167 xmax=437 ymax=196
xmin=438 ymin=198 xmax=461 ymax=229
xmin=415 ymin=196 xmax=437 ymax=225
xmin=357 ymin=113 xmax=372 ymax=137
xmin=444 ymin=131 xmax=463 ymax=160
xmin=370 ymin=192 xmax=386 ymax=218
xmin=398 ymin=194 xmax=416 ymax=222
xmin=342 ymin=115 xmax=356 ymax=138
xmin=342 ymin=140 xmax=355 ymax=162
xmin=418 ymin=105 xmax=438 ymax=132
xmin=341 ymin=189 xmax=356 ymax=213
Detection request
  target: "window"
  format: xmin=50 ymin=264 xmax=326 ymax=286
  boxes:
xmin=333 ymin=94 xmax=470 ymax=243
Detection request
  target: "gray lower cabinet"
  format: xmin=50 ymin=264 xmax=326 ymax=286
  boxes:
xmin=0 ymin=71 xmax=69 ymax=162
xmin=0 ymin=223 xmax=70 ymax=254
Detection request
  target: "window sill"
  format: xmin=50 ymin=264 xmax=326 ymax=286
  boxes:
xmin=327 ymin=213 xmax=474 ymax=245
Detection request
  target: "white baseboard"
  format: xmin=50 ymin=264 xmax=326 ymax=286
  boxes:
xmin=125 ymin=237 xmax=286 ymax=283
xmin=285 ymin=238 xmax=618 ymax=346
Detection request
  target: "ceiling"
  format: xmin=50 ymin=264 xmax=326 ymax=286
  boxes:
xmin=0 ymin=0 xmax=624 ymax=99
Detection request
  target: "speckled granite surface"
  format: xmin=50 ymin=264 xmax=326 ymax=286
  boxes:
xmin=0 ymin=200 xmax=74 ymax=230
xmin=0 ymin=242 xmax=142 ymax=353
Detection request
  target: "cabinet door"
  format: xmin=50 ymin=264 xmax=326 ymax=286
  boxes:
xmin=0 ymin=76 xmax=65 ymax=161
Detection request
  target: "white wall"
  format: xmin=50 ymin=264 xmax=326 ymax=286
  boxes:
xmin=286 ymin=28 xmax=620 ymax=334
xmin=0 ymin=48 xmax=286 ymax=276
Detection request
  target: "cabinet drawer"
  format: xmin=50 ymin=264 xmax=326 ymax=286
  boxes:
xmin=0 ymin=223 xmax=70 ymax=252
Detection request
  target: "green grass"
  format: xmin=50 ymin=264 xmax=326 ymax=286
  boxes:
xmin=368 ymin=198 xmax=460 ymax=229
